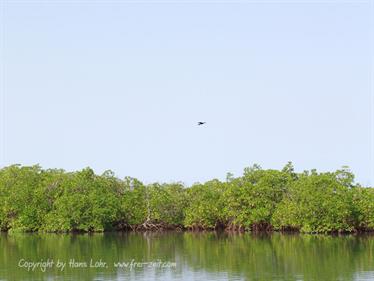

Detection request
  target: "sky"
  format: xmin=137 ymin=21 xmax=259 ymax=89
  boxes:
xmin=1 ymin=0 xmax=373 ymax=186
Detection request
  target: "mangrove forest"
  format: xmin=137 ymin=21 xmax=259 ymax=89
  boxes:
xmin=0 ymin=163 xmax=373 ymax=234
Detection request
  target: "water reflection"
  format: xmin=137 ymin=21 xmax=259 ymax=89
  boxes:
xmin=0 ymin=232 xmax=373 ymax=281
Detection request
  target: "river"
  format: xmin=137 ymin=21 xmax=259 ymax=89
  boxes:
xmin=0 ymin=232 xmax=373 ymax=281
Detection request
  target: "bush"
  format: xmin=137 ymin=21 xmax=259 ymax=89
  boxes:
xmin=42 ymin=168 xmax=121 ymax=232
xmin=351 ymin=187 xmax=374 ymax=231
xmin=272 ymin=172 xmax=354 ymax=233
xmin=184 ymin=180 xmax=226 ymax=230
xmin=224 ymin=165 xmax=293 ymax=231
xmin=0 ymin=163 xmax=372 ymax=233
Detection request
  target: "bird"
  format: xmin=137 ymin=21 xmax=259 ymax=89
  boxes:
xmin=197 ymin=122 xmax=206 ymax=126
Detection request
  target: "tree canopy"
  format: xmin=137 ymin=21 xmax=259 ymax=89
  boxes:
xmin=0 ymin=163 xmax=372 ymax=233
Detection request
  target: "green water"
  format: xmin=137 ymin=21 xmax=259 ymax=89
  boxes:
xmin=0 ymin=232 xmax=373 ymax=281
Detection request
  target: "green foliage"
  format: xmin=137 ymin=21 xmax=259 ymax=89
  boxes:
xmin=272 ymin=172 xmax=354 ymax=233
xmin=119 ymin=177 xmax=148 ymax=226
xmin=184 ymin=180 xmax=226 ymax=229
xmin=117 ymin=179 xmax=187 ymax=228
xmin=224 ymin=165 xmax=293 ymax=230
xmin=351 ymin=187 xmax=374 ymax=230
xmin=0 ymin=165 xmax=51 ymax=232
xmin=0 ymin=163 xmax=372 ymax=233
xmin=42 ymin=168 xmax=121 ymax=232
xmin=148 ymin=183 xmax=187 ymax=226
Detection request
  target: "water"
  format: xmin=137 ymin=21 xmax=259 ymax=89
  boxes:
xmin=0 ymin=232 xmax=373 ymax=281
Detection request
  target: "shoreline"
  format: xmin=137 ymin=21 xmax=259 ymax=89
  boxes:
xmin=2 ymin=228 xmax=374 ymax=235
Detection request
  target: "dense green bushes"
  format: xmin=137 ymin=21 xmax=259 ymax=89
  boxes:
xmin=224 ymin=166 xmax=292 ymax=231
xmin=351 ymin=187 xmax=374 ymax=230
xmin=272 ymin=171 xmax=354 ymax=233
xmin=0 ymin=163 xmax=373 ymax=233
xmin=184 ymin=180 xmax=226 ymax=229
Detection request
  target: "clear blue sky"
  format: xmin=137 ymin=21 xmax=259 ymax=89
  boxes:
xmin=1 ymin=1 xmax=373 ymax=185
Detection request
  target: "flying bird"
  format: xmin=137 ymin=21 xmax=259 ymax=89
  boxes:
xmin=197 ymin=122 xmax=206 ymax=126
